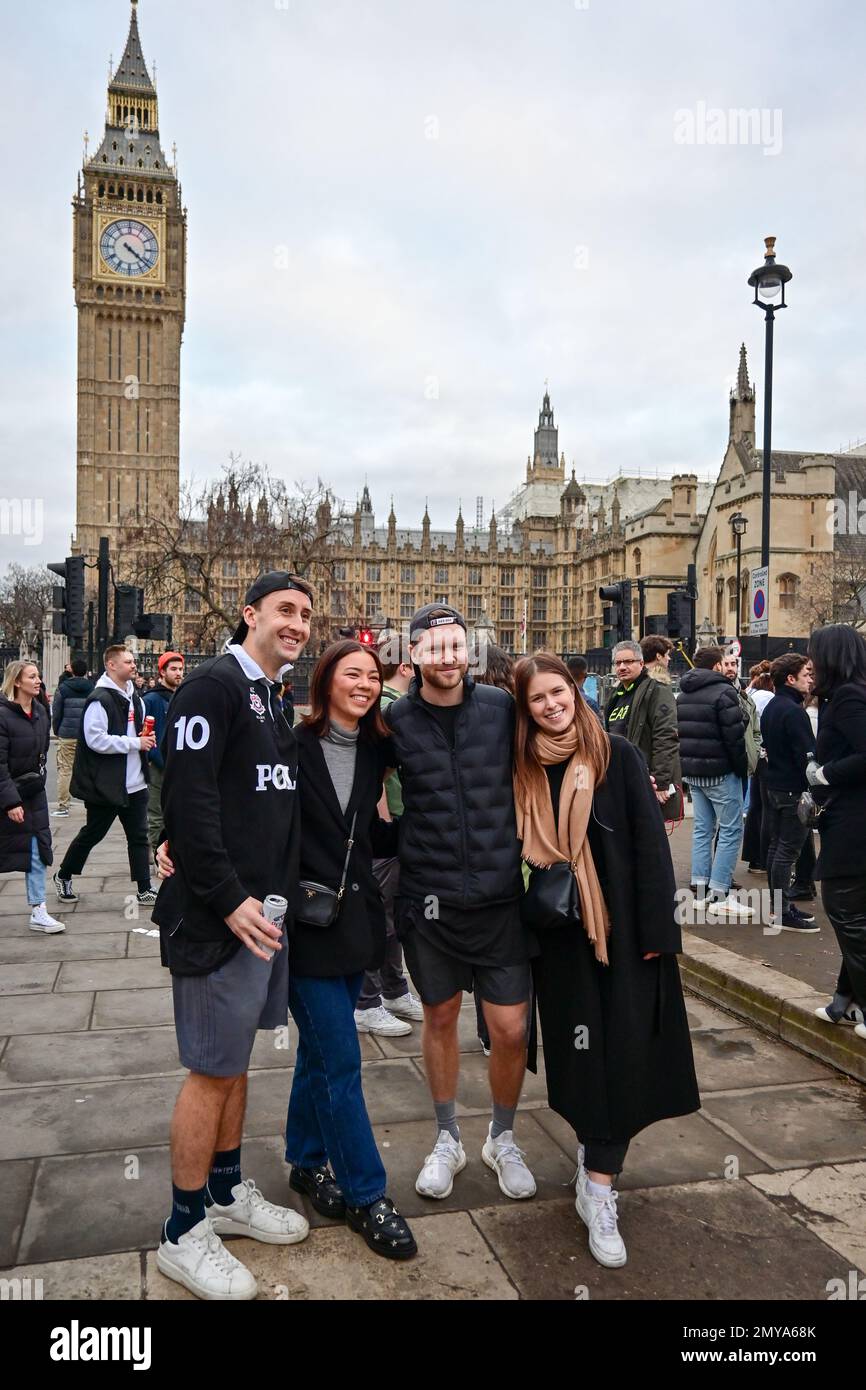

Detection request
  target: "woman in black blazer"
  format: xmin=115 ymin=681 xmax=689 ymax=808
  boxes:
xmin=284 ymin=640 xmax=417 ymax=1259
xmin=807 ymin=625 xmax=866 ymax=1037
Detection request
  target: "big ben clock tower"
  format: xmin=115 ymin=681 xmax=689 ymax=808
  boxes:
xmin=73 ymin=0 xmax=186 ymax=591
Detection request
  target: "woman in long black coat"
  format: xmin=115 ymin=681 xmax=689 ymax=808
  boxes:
xmin=513 ymin=652 xmax=699 ymax=1269
xmin=807 ymin=625 xmax=866 ymax=1035
xmin=283 ymin=640 xmax=417 ymax=1261
xmin=0 ymin=661 xmax=65 ymax=933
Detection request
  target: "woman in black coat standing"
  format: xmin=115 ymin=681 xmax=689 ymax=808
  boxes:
xmin=513 ymin=653 xmax=699 ymax=1269
xmin=0 ymin=661 xmax=65 ymax=933
xmin=284 ymin=639 xmax=417 ymax=1260
xmin=806 ymin=625 xmax=866 ymax=1038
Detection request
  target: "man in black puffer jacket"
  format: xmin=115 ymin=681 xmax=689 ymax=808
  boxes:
xmin=761 ymin=652 xmax=818 ymax=932
xmin=51 ymin=658 xmax=93 ymax=817
xmin=677 ymin=646 xmax=752 ymax=918
xmin=385 ymin=604 xmax=536 ymax=1204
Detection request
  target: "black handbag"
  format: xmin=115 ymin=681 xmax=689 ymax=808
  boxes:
xmin=14 ymin=769 xmax=46 ymax=802
xmin=294 ymin=812 xmax=358 ymax=929
xmin=520 ymin=860 xmax=582 ymax=931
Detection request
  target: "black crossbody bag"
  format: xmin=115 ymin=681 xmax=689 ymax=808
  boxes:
xmin=294 ymin=812 xmax=358 ymax=929
xmin=520 ymin=860 xmax=583 ymax=931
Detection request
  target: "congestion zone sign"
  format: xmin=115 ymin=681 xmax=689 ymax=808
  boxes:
xmin=750 ymin=566 xmax=769 ymax=635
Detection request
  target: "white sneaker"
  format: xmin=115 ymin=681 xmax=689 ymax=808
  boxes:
xmin=207 ymin=1178 xmax=309 ymax=1245
xmin=815 ymin=1004 xmax=865 ymax=1026
xmin=29 ymin=904 xmax=66 ymax=934
xmin=575 ymin=1171 xmax=627 ymax=1268
xmin=156 ymin=1217 xmax=257 ymax=1300
xmin=706 ymin=893 xmax=756 ymax=921
xmin=382 ymin=991 xmax=424 ymax=1021
xmin=855 ymin=1023 xmax=866 ymax=1041
xmin=481 ymin=1125 xmax=537 ymax=1200
xmin=415 ymin=1130 xmax=467 ymax=1199
xmin=51 ymin=808 xmax=70 ymax=817
xmin=354 ymin=1005 xmax=412 ymax=1037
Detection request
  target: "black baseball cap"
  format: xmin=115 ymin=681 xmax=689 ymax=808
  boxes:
xmin=409 ymin=602 xmax=467 ymax=641
xmin=230 ymin=571 xmax=314 ymax=645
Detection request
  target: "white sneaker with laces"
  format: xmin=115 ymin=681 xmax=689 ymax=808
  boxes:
xmin=354 ymin=1005 xmax=412 ymax=1037
xmin=481 ymin=1125 xmax=537 ymax=1199
xmin=415 ymin=1130 xmax=467 ymax=1198
xmin=575 ymin=1171 xmax=627 ymax=1267
xmin=706 ymin=893 xmax=755 ymax=921
xmin=207 ymin=1178 xmax=309 ymax=1245
xmin=156 ymin=1217 xmax=257 ymax=1300
xmin=382 ymin=991 xmax=424 ymax=1021
xmin=29 ymin=904 xmax=66 ymax=934
xmin=855 ymin=1023 xmax=866 ymax=1041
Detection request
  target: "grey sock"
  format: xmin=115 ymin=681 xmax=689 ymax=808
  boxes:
xmin=434 ymin=1100 xmax=459 ymax=1142
xmin=491 ymin=1103 xmax=517 ymax=1139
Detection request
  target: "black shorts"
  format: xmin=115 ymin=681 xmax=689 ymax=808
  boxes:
xmin=401 ymin=928 xmax=532 ymax=1008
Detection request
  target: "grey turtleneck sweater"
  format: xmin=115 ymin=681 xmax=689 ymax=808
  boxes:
xmin=320 ymin=720 xmax=359 ymax=813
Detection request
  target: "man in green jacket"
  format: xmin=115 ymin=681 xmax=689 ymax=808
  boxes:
xmin=605 ymin=640 xmax=682 ymax=821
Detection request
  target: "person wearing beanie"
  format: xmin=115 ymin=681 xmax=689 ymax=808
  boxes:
xmin=143 ymin=652 xmax=185 ymax=852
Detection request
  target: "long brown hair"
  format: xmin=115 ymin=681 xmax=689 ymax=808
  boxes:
xmin=303 ymin=639 xmax=389 ymax=741
xmin=513 ymin=652 xmax=610 ymax=804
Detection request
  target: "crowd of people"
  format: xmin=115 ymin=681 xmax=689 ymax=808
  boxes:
xmin=1 ymin=584 xmax=864 ymax=1300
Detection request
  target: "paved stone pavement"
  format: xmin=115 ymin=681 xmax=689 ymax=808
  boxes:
xmin=1 ymin=804 xmax=864 ymax=1301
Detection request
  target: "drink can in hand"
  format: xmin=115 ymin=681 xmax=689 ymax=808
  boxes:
xmin=143 ymin=715 xmax=155 ymax=735
xmin=262 ymin=894 xmax=288 ymax=961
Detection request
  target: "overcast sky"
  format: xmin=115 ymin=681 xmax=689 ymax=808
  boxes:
xmin=2 ymin=0 xmax=865 ymax=567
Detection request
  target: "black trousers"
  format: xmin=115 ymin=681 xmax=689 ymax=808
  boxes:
xmin=59 ymin=788 xmax=151 ymax=890
xmin=764 ymin=788 xmax=811 ymax=915
xmin=821 ymin=876 xmax=866 ymax=1015
xmin=357 ymin=857 xmax=409 ymax=1010
xmin=742 ymin=763 xmax=765 ymax=868
xmin=583 ymin=1137 xmax=630 ymax=1176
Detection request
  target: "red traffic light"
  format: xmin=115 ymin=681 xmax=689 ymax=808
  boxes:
xmin=359 ymin=628 xmax=374 ymax=646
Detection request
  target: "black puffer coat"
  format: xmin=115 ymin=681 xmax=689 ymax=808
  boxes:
xmin=0 ymin=695 xmax=53 ymax=873
xmin=51 ymin=675 xmax=95 ymax=738
xmin=385 ymin=677 xmax=523 ymax=908
xmin=677 ymin=668 xmax=748 ymax=781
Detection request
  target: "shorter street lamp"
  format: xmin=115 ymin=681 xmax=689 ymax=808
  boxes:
xmin=730 ymin=512 xmax=748 ymax=641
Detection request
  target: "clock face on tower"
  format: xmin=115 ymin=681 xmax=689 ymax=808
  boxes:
xmin=98 ymin=218 xmax=160 ymax=277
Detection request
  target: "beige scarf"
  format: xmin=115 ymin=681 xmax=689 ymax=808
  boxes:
xmin=515 ymin=726 xmax=611 ymax=965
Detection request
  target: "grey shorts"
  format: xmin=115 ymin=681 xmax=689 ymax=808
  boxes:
xmin=171 ymin=927 xmax=289 ymax=1077
xmin=401 ymin=929 xmax=532 ymax=1008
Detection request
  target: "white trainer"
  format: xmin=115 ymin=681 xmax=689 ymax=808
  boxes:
xmin=29 ymin=904 xmax=66 ymax=934
xmin=354 ymin=1005 xmax=412 ymax=1037
xmin=855 ymin=1023 xmax=866 ymax=1041
xmin=156 ymin=1217 xmax=258 ymax=1300
xmin=575 ymin=1171 xmax=627 ymax=1267
xmin=706 ymin=893 xmax=756 ymax=921
xmin=207 ymin=1178 xmax=310 ymax=1245
xmin=815 ymin=1004 xmax=865 ymax=1026
xmin=382 ymin=991 xmax=424 ymax=1021
xmin=481 ymin=1125 xmax=537 ymax=1199
xmin=415 ymin=1130 xmax=467 ymax=1199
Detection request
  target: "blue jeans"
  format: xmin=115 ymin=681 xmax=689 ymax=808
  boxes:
xmin=26 ymin=836 xmax=46 ymax=907
xmin=285 ymin=972 xmax=387 ymax=1208
xmin=689 ymin=774 xmax=744 ymax=894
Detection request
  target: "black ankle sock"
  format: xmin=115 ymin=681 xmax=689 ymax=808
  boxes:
xmin=206 ymin=1146 xmax=242 ymax=1206
xmin=165 ymin=1183 xmax=206 ymax=1243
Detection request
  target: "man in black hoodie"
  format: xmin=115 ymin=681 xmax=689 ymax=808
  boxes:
xmin=761 ymin=653 xmax=818 ymax=932
xmin=677 ymin=646 xmax=752 ymax=919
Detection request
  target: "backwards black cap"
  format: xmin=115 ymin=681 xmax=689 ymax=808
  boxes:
xmin=230 ymin=571 xmax=314 ymax=645
xmin=408 ymin=602 xmax=467 ymax=641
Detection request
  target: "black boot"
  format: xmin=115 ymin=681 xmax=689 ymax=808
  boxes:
xmin=346 ymin=1197 xmax=417 ymax=1260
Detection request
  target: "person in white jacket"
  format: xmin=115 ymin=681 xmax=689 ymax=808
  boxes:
xmin=53 ymin=645 xmax=157 ymax=905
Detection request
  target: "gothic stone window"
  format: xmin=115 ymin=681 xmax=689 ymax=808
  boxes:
xmin=728 ymin=577 xmax=737 ymax=614
xmin=466 ymin=594 xmax=483 ymax=620
xmin=500 ymin=627 xmax=515 ymax=650
xmin=778 ymin=573 xmax=798 ymax=609
xmin=401 ymin=564 xmax=415 ymax=584
xmin=532 ymin=597 xmax=547 ymax=622
xmin=633 ymin=547 xmax=641 ymax=577
xmin=500 ymin=568 xmax=515 ymax=587
xmin=500 ymin=595 xmax=515 ymax=621
xmin=434 ymin=566 xmax=448 ymax=585
xmin=433 ymin=592 xmax=448 ymax=605
xmin=467 ymin=566 xmax=482 ymax=586
xmin=366 ymin=562 xmax=381 ymax=582
xmin=400 ymin=592 xmax=415 ymax=619
xmin=532 ymin=568 xmax=547 ymax=590
xmin=366 ymin=591 xmax=381 ymax=615
xmin=333 ymin=561 xmax=347 ymax=581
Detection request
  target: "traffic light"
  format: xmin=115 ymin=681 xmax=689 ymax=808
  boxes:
xmin=359 ymin=628 xmax=374 ymax=646
xmin=134 ymin=613 xmax=171 ymax=641
xmin=47 ymin=556 xmax=86 ymax=642
xmin=667 ymin=589 xmax=692 ymax=640
xmin=114 ymin=584 xmax=144 ymax=639
xmin=598 ymin=581 xmax=632 ymax=645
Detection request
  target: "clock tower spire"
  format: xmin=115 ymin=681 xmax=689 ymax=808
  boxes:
xmin=73 ymin=0 xmax=186 ymax=605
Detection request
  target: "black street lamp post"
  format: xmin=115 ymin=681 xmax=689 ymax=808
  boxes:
xmin=748 ymin=236 xmax=792 ymax=659
xmin=730 ymin=511 xmax=748 ymax=641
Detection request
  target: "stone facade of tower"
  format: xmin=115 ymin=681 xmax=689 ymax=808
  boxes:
xmin=72 ymin=0 xmax=186 ymax=599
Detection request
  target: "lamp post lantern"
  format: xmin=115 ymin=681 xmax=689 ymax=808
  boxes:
xmin=730 ymin=512 xmax=748 ymax=641
xmin=748 ymin=236 xmax=792 ymax=659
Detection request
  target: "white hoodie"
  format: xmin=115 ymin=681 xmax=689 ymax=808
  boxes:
xmin=81 ymin=673 xmax=147 ymax=795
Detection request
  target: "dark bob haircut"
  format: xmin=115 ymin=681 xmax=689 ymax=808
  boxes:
xmin=808 ymin=624 xmax=866 ymax=701
xmin=303 ymin=638 xmax=389 ymax=741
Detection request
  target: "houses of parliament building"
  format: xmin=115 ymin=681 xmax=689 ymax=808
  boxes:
xmin=71 ymin=4 xmax=864 ymax=658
